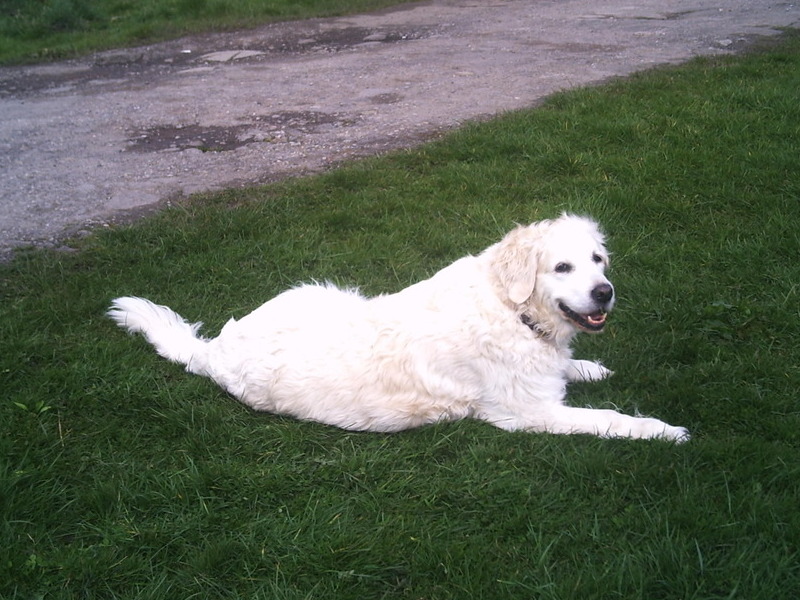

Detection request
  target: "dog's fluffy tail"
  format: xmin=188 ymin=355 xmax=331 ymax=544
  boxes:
xmin=107 ymin=297 xmax=209 ymax=374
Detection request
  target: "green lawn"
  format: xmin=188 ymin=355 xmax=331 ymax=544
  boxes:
xmin=2 ymin=30 xmax=800 ymax=600
xmin=0 ymin=0 xmax=416 ymax=64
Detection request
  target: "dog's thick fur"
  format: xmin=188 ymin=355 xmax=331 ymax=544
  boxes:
xmin=108 ymin=214 xmax=688 ymax=441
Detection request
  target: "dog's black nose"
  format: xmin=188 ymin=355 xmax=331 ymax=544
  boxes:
xmin=591 ymin=283 xmax=614 ymax=305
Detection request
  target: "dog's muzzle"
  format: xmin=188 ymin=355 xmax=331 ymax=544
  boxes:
xmin=559 ymin=283 xmax=614 ymax=332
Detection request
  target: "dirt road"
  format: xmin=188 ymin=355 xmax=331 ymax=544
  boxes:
xmin=1 ymin=0 xmax=797 ymax=260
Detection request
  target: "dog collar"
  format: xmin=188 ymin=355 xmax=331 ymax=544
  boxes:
xmin=520 ymin=313 xmax=551 ymax=339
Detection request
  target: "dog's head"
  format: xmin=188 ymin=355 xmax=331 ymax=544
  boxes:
xmin=491 ymin=214 xmax=614 ymax=338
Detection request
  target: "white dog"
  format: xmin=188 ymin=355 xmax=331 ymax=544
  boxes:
xmin=108 ymin=214 xmax=688 ymax=441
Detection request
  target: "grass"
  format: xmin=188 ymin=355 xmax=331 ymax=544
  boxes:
xmin=0 ymin=0 xmax=416 ymax=64
xmin=2 ymin=29 xmax=800 ymax=600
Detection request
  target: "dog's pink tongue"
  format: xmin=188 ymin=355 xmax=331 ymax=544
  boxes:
xmin=587 ymin=312 xmax=607 ymax=325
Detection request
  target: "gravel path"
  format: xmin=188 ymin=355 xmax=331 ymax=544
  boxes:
xmin=1 ymin=0 xmax=797 ymax=260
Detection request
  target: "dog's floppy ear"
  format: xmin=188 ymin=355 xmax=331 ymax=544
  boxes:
xmin=491 ymin=224 xmax=541 ymax=305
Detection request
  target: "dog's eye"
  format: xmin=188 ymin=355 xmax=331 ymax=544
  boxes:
xmin=555 ymin=262 xmax=573 ymax=274
xmin=592 ymin=253 xmax=604 ymax=264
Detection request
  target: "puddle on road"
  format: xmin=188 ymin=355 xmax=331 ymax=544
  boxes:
xmin=1 ymin=24 xmax=436 ymax=98
xmin=126 ymin=111 xmax=360 ymax=152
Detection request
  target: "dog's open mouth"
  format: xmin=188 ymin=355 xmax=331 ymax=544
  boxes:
xmin=559 ymin=302 xmax=607 ymax=332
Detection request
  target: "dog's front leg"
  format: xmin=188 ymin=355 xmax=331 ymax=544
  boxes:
xmin=541 ymin=405 xmax=689 ymax=442
xmin=485 ymin=404 xmax=689 ymax=442
xmin=566 ymin=359 xmax=613 ymax=382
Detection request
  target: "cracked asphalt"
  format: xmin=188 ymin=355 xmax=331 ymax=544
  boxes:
xmin=0 ymin=0 xmax=797 ymax=260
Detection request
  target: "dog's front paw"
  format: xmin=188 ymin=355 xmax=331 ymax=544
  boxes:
xmin=632 ymin=419 xmax=690 ymax=443
xmin=662 ymin=424 xmax=691 ymax=443
xmin=567 ymin=359 xmax=614 ymax=382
